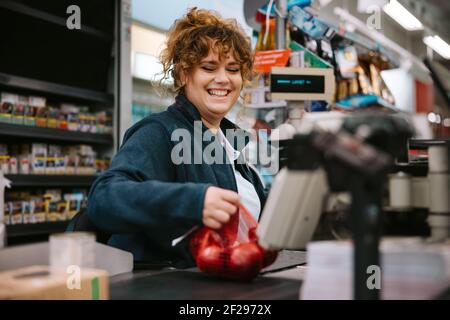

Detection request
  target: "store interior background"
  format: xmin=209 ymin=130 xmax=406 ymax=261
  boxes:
xmin=1 ymin=0 xmax=450 ymax=300
xmin=130 ymin=0 xmax=450 ymax=131
xmin=1 ymin=0 xmax=450 ymax=247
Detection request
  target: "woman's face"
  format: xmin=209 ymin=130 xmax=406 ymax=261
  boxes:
xmin=183 ymin=50 xmax=243 ymax=127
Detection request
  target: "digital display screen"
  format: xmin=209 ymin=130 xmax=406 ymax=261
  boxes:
xmin=271 ymin=74 xmax=325 ymax=94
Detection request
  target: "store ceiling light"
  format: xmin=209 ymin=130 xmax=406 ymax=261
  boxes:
xmin=423 ymin=35 xmax=450 ymax=60
xmin=383 ymin=0 xmax=423 ymax=31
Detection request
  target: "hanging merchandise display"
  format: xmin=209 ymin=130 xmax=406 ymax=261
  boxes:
xmin=284 ymin=4 xmax=399 ymax=111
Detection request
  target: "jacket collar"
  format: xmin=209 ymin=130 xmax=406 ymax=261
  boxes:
xmin=173 ymin=94 xmax=250 ymax=152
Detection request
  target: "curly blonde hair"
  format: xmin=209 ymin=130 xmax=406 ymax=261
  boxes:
xmin=159 ymin=7 xmax=253 ymax=93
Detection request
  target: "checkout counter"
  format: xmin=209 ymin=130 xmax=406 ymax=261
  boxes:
xmin=1 ymin=112 xmax=450 ymax=300
xmin=109 ymin=253 xmax=307 ymax=300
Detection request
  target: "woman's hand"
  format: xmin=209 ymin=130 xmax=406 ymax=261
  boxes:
xmin=202 ymin=186 xmax=239 ymax=230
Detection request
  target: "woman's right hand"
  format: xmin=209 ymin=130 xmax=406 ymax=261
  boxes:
xmin=202 ymin=186 xmax=239 ymax=230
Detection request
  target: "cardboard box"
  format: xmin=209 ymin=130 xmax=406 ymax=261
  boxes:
xmin=0 ymin=265 xmax=109 ymax=300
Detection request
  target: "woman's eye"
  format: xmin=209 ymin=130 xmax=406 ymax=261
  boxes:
xmin=201 ymin=66 xmax=215 ymax=72
xmin=227 ymin=68 xmax=240 ymax=73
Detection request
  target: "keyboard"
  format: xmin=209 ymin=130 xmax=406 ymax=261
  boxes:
xmin=261 ymin=250 xmax=307 ymax=274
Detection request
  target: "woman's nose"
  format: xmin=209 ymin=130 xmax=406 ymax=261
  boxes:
xmin=214 ymin=68 xmax=229 ymax=83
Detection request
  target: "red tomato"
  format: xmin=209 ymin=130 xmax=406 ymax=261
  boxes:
xmin=261 ymin=248 xmax=278 ymax=268
xmin=196 ymin=244 xmax=226 ymax=274
xmin=190 ymin=229 xmax=223 ymax=259
xmin=247 ymin=228 xmax=278 ymax=268
xmin=227 ymin=243 xmax=263 ymax=281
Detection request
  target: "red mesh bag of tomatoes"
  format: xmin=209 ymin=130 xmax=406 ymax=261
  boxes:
xmin=189 ymin=204 xmax=278 ymax=281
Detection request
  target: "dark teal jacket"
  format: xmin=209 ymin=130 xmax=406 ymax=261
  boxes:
xmin=87 ymin=95 xmax=267 ymax=268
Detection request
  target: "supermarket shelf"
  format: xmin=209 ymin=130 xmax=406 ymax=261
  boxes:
xmin=0 ymin=123 xmax=113 ymax=145
xmin=0 ymin=72 xmax=114 ymax=105
xmin=6 ymin=221 xmax=69 ymax=239
xmin=5 ymin=174 xmax=98 ymax=188
xmin=0 ymin=0 xmax=113 ymax=42
xmin=409 ymin=139 xmax=450 ymax=150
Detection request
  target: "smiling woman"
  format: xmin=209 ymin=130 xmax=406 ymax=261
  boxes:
xmin=159 ymin=8 xmax=253 ymax=130
xmin=86 ymin=7 xmax=267 ymax=269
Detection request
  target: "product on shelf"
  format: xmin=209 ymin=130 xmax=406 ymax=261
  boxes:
xmin=8 ymin=145 xmax=19 ymax=174
xmin=44 ymin=190 xmax=64 ymax=222
xmin=26 ymin=96 xmax=45 ymax=126
xmin=32 ymin=196 xmax=46 ymax=223
xmin=61 ymin=104 xmax=79 ymax=131
xmin=4 ymin=202 xmax=11 ymax=225
xmin=1 ymin=92 xmax=112 ymax=135
xmin=35 ymin=104 xmax=49 ymax=127
xmin=12 ymin=96 xmax=27 ymax=125
xmin=46 ymin=107 xmax=59 ymax=129
xmin=0 ymin=144 xmax=9 ymax=174
xmin=31 ymin=143 xmax=47 ymax=174
xmin=76 ymin=145 xmax=96 ymax=175
xmin=19 ymin=144 xmax=31 ymax=175
xmin=64 ymin=192 xmax=84 ymax=220
xmin=0 ymin=143 xmax=109 ymax=176
xmin=4 ymin=189 xmax=88 ymax=225
xmin=0 ymin=93 xmax=16 ymax=123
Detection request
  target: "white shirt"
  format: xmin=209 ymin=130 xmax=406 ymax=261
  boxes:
xmin=216 ymin=129 xmax=261 ymax=222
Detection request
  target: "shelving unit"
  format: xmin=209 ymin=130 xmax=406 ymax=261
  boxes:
xmin=6 ymin=221 xmax=70 ymax=246
xmin=0 ymin=123 xmax=112 ymax=145
xmin=0 ymin=0 xmax=113 ymax=42
xmin=0 ymin=72 xmax=114 ymax=105
xmin=5 ymin=174 xmax=97 ymax=188
xmin=0 ymin=0 xmax=130 ymax=246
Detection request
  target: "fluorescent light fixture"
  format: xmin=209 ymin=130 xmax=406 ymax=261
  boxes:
xmin=383 ymin=0 xmax=423 ymax=31
xmin=423 ymin=35 xmax=450 ymax=60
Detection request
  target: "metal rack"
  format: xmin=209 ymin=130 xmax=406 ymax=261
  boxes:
xmin=0 ymin=0 xmax=130 ymax=245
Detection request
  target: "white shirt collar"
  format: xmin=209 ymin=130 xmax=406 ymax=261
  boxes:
xmin=217 ymin=129 xmax=240 ymax=162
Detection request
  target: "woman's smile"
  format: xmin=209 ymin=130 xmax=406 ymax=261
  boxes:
xmin=183 ymin=50 xmax=243 ymax=128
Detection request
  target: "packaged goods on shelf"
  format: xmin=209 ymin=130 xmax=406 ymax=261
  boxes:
xmin=64 ymin=146 xmax=78 ymax=175
xmin=31 ymin=143 xmax=47 ymax=174
xmin=9 ymin=201 xmax=23 ymax=225
xmin=105 ymin=112 xmax=113 ymax=134
xmin=95 ymin=111 xmax=107 ymax=134
xmin=44 ymin=190 xmax=64 ymax=222
xmin=76 ymin=145 xmax=96 ymax=175
xmin=61 ymin=104 xmax=80 ymax=131
xmin=64 ymin=192 xmax=84 ymax=220
xmin=3 ymin=202 xmax=11 ymax=224
xmin=3 ymin=189 xmax=88 ymax=225
xmin=31 ymin=196 xmax=46 ymax=223
xmin=46 ymin=145 xmax=64 ymax=175
xmin=26 ymin=96 xmax=45 ymax=126
xmin=12 ymin=96 xmax=27 ymax=125
xmin=0 ymin=144 xmax=9 ymax=174
xmin=19 ymin=144 xmax=31 ymax=175
xmin=8 ymin=145 xmax=19 ymax=174
xmin=0 ymin=93 xmax=16 ymax=123
xmin=22 ymin=200 xmax=33 ymax=224
xmin=2 ymin=143 xmax=109 ymax=176
xmin=46 ymin=107 xmax=59 ymax=129
xmin=1 ymin=93 xmax=111 ymax=135
xmin=35 ymin=104 xmax=48 ymax=127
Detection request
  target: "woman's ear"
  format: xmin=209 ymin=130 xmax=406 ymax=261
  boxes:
xmin=180 ymin=69 xmax=187 ymax=87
